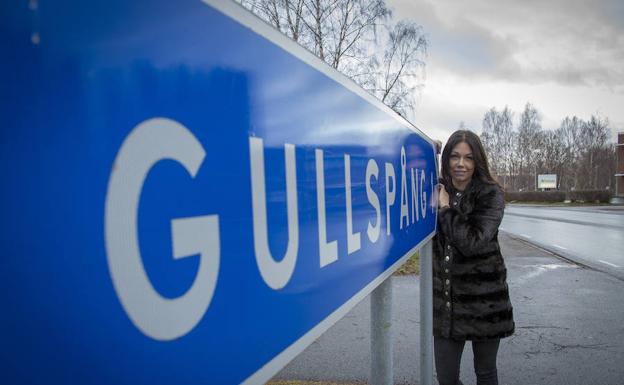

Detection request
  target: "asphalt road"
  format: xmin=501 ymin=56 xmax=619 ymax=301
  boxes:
xmin=501 ymin=205 xmax=624 ymax=280
xmin=272 ymin=232 xmax=624 ymax=385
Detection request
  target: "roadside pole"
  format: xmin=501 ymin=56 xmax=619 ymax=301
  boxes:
xmin=371 ymin=277 xmax=393 ymax=385
xmin=420 ymin=240 xmax=434 ymax=385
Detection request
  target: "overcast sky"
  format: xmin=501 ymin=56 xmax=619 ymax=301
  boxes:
xmin=386 ymin=0 xmax=624 ymax=143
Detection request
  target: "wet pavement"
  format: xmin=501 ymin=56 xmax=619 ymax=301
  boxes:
xmin=272 ymin=232 xmax=624 ymax=385
xmin=502 ymin=204 xmax=624 ymax=279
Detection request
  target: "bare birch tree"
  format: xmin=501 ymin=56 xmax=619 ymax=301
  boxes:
xmin=557 ymin=116 xmax=583 ymax=190
xmin=517 ymin=102 xmax=543 ymax=190
xmin=237 ymin=0 xmax=428 ymax=119
xmin=578 ymin=115 xmax=610 ymax=189
xmin=240 ymin=0 xmax=307 ymax=42
xmin=480 ymin=106 xmax=514 ymax=189
xmin=366 ymin=20 xmax=428 ymax=118
xmin=239 ymin=0 xmax=390 ymax=71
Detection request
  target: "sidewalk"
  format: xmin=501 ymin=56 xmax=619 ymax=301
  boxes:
xmin=271 ymin=232 xmax=624 ymax=385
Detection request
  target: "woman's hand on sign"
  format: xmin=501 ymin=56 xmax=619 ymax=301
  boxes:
xmin=438 ymin=183 xmax=450 ymax=209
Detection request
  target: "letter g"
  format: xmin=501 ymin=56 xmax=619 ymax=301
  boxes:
xmin=105 ymin=118 xmax=220 ymax=341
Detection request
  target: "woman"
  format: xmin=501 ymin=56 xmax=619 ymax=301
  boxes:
xmin=433 ymin=130 xmax=514 ymax=385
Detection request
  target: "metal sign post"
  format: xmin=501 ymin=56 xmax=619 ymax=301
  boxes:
xmin=371 ymin=277 xmax=394 ymax=385
xmin=1 ymin=1 xmax=438 ymax=384
xmin=420 ymin=240 xmax=434 ymax=385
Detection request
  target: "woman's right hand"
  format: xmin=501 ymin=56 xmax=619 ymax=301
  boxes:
xmin=438 ymin=184 xmax=450 ymax=209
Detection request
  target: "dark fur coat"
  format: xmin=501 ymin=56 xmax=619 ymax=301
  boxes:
xmin=433 ymin=179 xmax=515 ymax=341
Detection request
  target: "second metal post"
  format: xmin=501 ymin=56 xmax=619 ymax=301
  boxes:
xmin=420 ymin=240 xmax=434 ymax=385
xmin=371 ymin=277 xmax=393 ymax=385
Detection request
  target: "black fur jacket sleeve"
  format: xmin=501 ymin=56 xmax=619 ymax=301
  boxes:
xmin=437 ymin=182 xmax=504 ymax=257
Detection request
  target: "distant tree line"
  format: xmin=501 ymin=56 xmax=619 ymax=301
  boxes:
xmin=477 ymin=103 xmax=616 ymax=192
xmin=237 ymin=0 xmax=428 ymax=119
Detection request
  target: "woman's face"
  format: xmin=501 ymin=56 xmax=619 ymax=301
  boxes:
xmin=449 ymin=141 xmax=475 ymax=189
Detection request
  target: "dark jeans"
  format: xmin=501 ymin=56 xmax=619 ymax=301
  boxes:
xmin=434 ymin=336 xmax=500 ymax=385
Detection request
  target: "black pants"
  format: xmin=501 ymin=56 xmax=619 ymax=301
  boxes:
xmin=434 ymin=336 xmax=500 ymax=385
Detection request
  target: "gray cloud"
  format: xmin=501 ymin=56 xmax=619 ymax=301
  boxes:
xmin=388 ymin=0 xmax=624 ymax=89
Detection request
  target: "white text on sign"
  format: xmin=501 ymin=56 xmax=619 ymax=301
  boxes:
xmin=105 ymin=118 xmax=433 ymax=340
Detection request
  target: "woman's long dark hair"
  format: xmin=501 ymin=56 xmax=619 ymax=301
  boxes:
xmin=441 ymin=130 xmax=499 ymax=188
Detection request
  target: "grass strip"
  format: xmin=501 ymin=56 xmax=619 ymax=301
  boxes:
xmin=393 ymin=251 xmax=420 ymax=275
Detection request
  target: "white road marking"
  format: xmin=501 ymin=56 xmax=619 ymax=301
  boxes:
xmin=553 ymin=244 xmax=568 ymax=250
xmin=599 ymin=260 xmax=620 ymax=268
xmin=514 ymin=264 xmax=576 ymax=283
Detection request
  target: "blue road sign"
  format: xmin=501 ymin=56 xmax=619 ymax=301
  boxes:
xmin=0 ymin=0 xmax=438 ymax=383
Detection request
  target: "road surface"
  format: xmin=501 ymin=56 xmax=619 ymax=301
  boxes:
xmin=501 ymin=205 xmax=624 ymax=280
xmin=273 ymin=232 xmax=624 ymax=385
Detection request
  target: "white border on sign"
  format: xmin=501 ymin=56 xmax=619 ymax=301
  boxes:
xmin=201 ymin=1 xmax=438 ymax=383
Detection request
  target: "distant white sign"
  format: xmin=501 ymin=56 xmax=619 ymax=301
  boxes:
xmin=538 ymin=174 xmax=557 ymax=189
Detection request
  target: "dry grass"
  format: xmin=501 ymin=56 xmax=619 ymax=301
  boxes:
xmin=393 ymin=251 xmax=420 ymax=275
